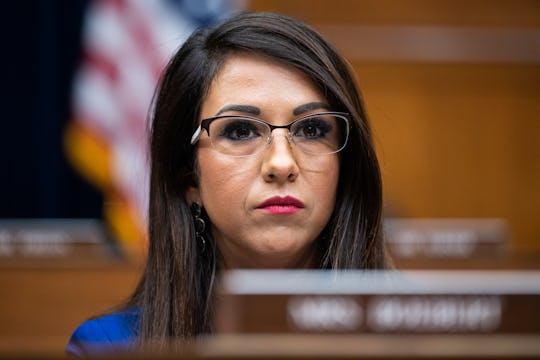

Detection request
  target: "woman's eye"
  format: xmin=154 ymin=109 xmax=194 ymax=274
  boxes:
xmin=220 ymin=121 xmax=260 ymax=141
xmin=295 ymin=119 xmax=332 ymax=139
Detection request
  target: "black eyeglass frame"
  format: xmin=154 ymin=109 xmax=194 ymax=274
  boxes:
xmin=190 ymin=111 xmax=351 ymax=155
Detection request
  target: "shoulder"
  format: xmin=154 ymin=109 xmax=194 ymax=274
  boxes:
xmin=66 ymin=308 xmax=139 ymax=357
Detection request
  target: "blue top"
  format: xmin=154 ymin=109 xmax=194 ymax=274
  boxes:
xmin=66 ymin=308 xmax=139 ymax=357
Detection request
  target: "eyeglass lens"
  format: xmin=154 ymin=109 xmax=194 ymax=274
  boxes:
xmin=208 ymin=114 xmax=348 ymax=156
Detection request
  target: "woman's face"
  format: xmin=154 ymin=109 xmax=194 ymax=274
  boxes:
xmin=189 ymin=53 xmax=340 ymax=269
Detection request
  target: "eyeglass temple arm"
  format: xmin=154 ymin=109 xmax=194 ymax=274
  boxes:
xmin=190 ymin=126 xmax=202 ymax=145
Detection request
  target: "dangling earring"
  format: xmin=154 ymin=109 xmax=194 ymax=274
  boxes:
xmin=190 ymin=203 xmax=206 ymax=253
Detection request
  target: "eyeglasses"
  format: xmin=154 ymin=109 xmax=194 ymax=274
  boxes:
xmin=190 ymin=112 xmax=350 ymax=157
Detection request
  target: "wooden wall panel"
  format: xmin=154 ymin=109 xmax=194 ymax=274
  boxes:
xmin=248 ymin=0 xmax=540 ymax=27
xmin=247 ymin=0 xmax=540 ymax=254
xmin=358 ymin=63 xmax=540 ymax=251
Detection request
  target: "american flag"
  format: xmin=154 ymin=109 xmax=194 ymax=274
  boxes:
xmin=65 ymin=0 xmax=242 ymax=258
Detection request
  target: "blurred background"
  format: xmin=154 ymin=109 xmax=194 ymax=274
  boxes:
xmin=1 ymin=0 xmax=539 ymax=354
xmin=2 ymin=1 xmax=101 ymax=220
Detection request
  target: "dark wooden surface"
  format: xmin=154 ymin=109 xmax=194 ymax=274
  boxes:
xmin=0 ymin=259 xmax=141 ymax=353
xmin=1 ymin=261 xmax=540 ymax=358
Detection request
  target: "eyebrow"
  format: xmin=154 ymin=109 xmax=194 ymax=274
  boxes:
xmin=292 ymin=102 xmax=330 ymax=116
xmin=215 ymin=101 xmax=330 ymax=117
xmin=216 ymin=104 xmax=261 ymax=116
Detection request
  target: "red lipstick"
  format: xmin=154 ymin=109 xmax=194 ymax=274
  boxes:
xmin=257 ymin=196 xmax=305 ymax=214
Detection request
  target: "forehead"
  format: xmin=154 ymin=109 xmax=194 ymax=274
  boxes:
xmin=200 ymin=53 xmax=326 ymax=119
xmin=214 ymin=52 xmax=307 ymax=84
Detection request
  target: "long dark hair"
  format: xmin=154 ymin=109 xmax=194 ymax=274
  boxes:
xmin=129 ymin=11 xmax=387 ymax=348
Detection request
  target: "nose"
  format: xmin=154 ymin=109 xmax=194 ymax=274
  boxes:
xmin=261 ymin=131 xmax=299 ymax=183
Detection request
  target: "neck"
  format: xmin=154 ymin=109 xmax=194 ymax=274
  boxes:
xmin=218 ymin=243 xmax=322 ymax=270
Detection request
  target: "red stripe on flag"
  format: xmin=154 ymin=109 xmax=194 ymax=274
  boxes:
xmin=81 ymin=50 xmax=119 ymax=83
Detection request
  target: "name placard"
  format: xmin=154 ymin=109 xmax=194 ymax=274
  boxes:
xmin=0 ymin=219 xmax=120 ymax=264
xmin=384 ymin=218 xmax=508 ymax=260
xmin=215 ymin=270 xmax=540 ymax=335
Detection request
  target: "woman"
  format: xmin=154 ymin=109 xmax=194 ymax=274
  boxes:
xmin=67 ymin=11 xmax=388 ymax=356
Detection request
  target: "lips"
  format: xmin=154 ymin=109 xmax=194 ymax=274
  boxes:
xmin=257 ymin=196 xmax=305 ymax=214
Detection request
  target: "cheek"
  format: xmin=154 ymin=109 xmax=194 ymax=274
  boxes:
xmin=303 ymin=158 xmax=340 ymax=200
xmin=197 ymin=150 xmax=256 ymax=210
xmin=321 ymin=166 xmax=340 ymax=209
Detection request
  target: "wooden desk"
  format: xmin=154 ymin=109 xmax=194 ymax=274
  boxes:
xmin=0 ymin=260 xmax=141 ymax=353
xmin=1 ymin=268 xmax=540 ymax=358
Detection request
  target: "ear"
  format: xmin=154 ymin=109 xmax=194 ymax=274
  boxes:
xmin=185 ymin=186 xmax=202 ymax=206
